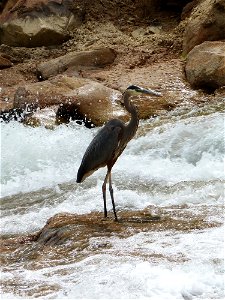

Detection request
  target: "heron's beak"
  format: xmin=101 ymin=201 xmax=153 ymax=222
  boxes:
xmin=140 ymin=87 xmax=162 ymax=97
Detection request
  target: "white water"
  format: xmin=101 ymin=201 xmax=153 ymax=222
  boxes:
xmin=1 ymin=226 xmax=224 ymax=299
xmin=1 ymin=110 xmax=224 ymax=299
xmin=1 ymin=113 xmax=224 ymax=198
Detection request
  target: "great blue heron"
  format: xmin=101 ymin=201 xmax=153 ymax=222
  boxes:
xmin=76 ymin=85 xmax=161 ymax=220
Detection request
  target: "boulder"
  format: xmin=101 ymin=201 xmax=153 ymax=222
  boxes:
xmin=183 ymin=0 xmax=225 ymax=55
xmin=130 ymin=95 xmax=175 ymax=119
xmin=0 ymin=75 xmax=126 ymax=126
xmin=185 ymin=41 xmax=225 ymax=90
xmin=0 ymin=73 xmax=173 ymax=126
xmin=54 ymin=79 xmax=125 ymax=126
xmin=0 ymin=0 xmax=85 ymax=47
xmin=37 ymin=48 xmax=117 ymax=80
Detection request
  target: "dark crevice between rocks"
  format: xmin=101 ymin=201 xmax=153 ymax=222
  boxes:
xmin=159 ymin=0 xmax=193 ymax=13
xmin=139 ymin=0 xmax=195 ymax=22
xmin=192 ymin=81 xmax=221 ymax=94
xmin=0 ymin=109 xmax=25 ymax=123
xmin=0 ymin=0 xmax=7 ymax=13
xmin=56 ymin=103 xmax=95 ymax=128
xmin=0 ymin=93 xmax=96 ymax=127
xmin=0 ymin=103 xmax=95 ymax=128
xmin=0 ymin=105 xmax=36 ymax=123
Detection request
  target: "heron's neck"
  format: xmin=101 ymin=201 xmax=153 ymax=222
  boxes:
xmin=123 ymin=92 xmax=139 ymax=139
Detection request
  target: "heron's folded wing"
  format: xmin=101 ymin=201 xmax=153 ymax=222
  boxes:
xmin=77 ymin=125 xmax=121 ymax=182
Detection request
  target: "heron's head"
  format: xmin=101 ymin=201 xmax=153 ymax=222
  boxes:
xmin=126 ymin=85 xmax=162 ymax=97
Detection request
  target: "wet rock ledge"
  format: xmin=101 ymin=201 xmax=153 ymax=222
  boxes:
xmin=0 ymin=206 xmax=222 ymax=268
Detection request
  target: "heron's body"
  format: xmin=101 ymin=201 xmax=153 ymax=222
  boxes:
xmin=76 ymin=119 xmax=125 ymax=183
xmin=76 ymin=85 xmax=161 ymax=220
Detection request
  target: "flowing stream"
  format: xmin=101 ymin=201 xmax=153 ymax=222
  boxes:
xmin=0 ymin=102 xmax=224 ymax=299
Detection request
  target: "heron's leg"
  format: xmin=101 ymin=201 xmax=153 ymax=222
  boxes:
xmin=108 ymin=172 xmax=118 ymax=221
xmin=102 ymin=171 xmax=109 ymax=218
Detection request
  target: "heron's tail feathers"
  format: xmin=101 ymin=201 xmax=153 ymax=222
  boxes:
xmin=76 ymin=166 xmax=95 ymax=183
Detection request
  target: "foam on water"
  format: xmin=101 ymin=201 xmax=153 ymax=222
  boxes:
xmin=1 ymin=226 xmax=224 ymax=299
xmin=1 ymin=121 xmax=94 ymax=197
xmin=1 ymin=112 xmax=224 ymax=196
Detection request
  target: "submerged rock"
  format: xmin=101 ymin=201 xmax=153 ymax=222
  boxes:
xmin=0 ymin=207 xmax=220 ymax=269
xmin=23 ymin=106 xmax=58 ymax=129
xmin=185 ymin=41 xmax=225 ymax=90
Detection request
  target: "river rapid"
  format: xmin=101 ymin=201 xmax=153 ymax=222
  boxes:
xmin=0 ymin=102 xmax=224 ymax=299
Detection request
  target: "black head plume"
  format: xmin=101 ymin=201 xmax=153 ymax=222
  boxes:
xmin=126 ymin=85 xmax=162 ymax=96
xmin=127 ymin=85 xmax=140 ymax=91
